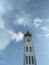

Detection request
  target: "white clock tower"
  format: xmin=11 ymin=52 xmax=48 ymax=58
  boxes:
xmin=24 ymin=31 xmax=36 ymax=65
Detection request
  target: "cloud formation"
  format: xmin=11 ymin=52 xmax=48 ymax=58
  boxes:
xmin=40 ymin=26 xmax=49 ymax=38
xmin=33 ymin=18 xmax=42 ymax=28
xmin=9 ymin=30 xmax=24 ymax=42
xmin=0 ymin=0 xmax=49 ymax=51
xmin=15 ymin=13 xmax=32 ymax=27
xmin=0 ymin=29 xmax=24 ymax=51
xmin=44 ymin=34 xmax=49 ymax=38
xmin=41 ymin=26 xmax=49 ymax=32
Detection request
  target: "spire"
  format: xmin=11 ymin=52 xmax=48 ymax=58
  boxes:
xmin=24 ymin=31 xmax=31 ymax=37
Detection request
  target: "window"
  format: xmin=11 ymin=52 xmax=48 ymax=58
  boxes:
xmin=30 ymin=47 xmax=32 ymax=52
xmin=29 ymin=56 xmax=31 ymax=64
xmin=26 ymin=47 xmax=28 ymax=52
xmin=32 ymin=56 xmax=34 ymax=64
xmin=26 ymin=56 xmax=28 ymax=64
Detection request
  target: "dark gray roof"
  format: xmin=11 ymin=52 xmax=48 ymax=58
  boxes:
xmin=24 ymin=31 xmax=31 ymax=37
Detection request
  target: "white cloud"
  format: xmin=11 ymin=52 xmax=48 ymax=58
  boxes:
xmin=44 ymin=34 xmax=49 ymax=38
xmin=40 ymin=26 xmax=49 ymax=38
xmin=33 ymin=18 xmax=43 ymax=28
xmin=9 ymin=30 xmax=24 ymax=42
xmin=15 ymin=16 xmax=49 ymax=30
xmin=34 ymin=18 xmax=42 ymax=23
xmin=15 ymin=13 xmax=32 ymax=27
xmin=33 ymin=18 xmax=49 ymax=29
xmin=0 ymin=29 xmax=24 ymax=51
xmin=15 ymin=14 xmax=49 ymax=29
xmin=41 ymin=26 xmax=49 ymax=32
xmin=33 ymin=22 xmax=41 ymax=28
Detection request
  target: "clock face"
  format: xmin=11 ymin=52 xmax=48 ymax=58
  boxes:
xmin=26 ymin=39 xmax=30 ymax=42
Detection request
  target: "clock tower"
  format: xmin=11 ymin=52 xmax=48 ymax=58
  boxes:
xmin=24 ymin=31 xmax=36 ymax=65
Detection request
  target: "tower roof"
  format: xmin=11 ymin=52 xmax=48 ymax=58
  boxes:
xmin=24 ymin=31 xmax=31 ymax=37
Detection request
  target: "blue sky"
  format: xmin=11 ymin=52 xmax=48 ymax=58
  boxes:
xmin=0 ymin=0 xmax=49 ymax=65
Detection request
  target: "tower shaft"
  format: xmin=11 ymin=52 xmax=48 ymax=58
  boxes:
xmin=24 ymin=31 xmax=36 ymax=65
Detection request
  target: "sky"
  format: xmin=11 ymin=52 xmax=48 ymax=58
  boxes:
xmin=0 ymin=0 xmax=49 ymax=65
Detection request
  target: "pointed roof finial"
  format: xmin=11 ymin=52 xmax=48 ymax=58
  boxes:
xmin=24 ymin=31 xmax=31 ymax=37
